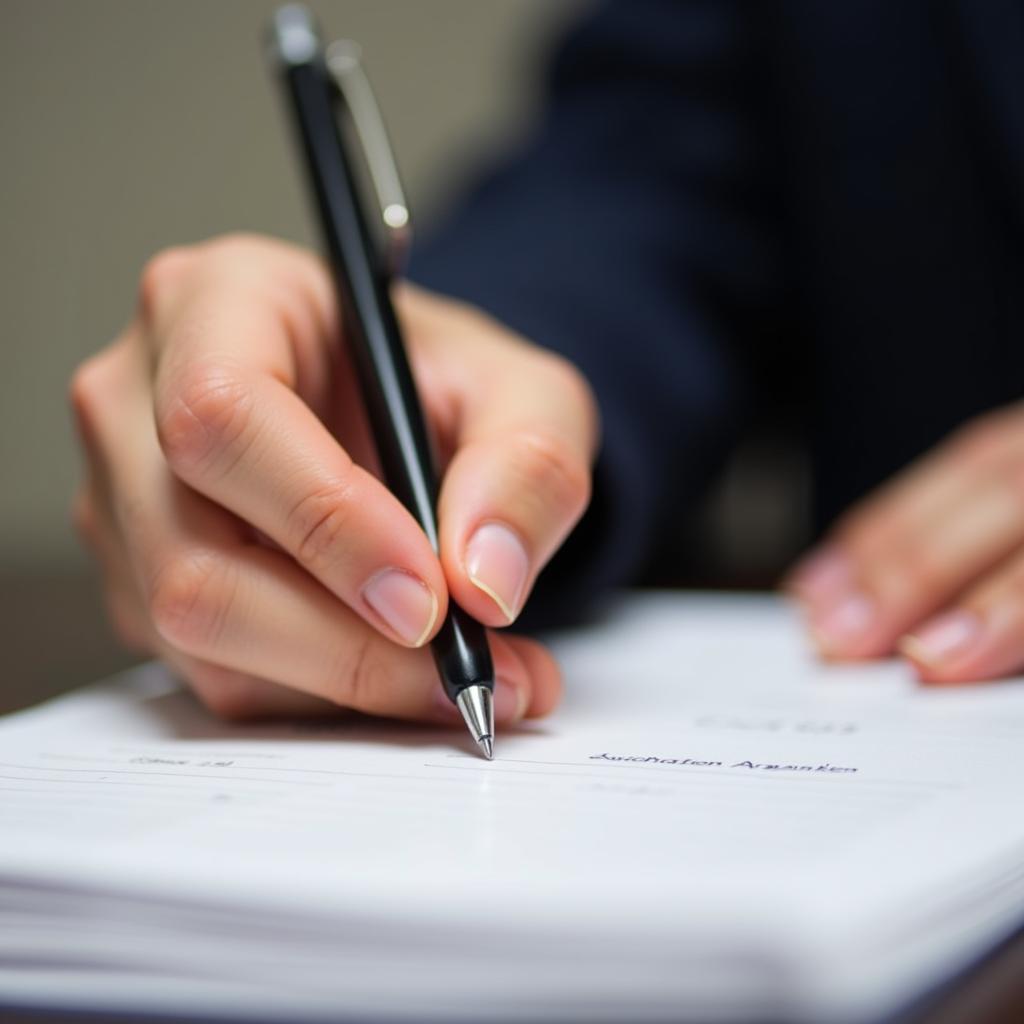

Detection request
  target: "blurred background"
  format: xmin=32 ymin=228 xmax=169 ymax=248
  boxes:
xmin=0 ymin=0 xmax=587 ymax=713
xmin=1 ymin=0 xmax=806 ymax=717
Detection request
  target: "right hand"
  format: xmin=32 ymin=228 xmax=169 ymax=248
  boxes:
xmin=70 ymin=234 xmax=597 ymax=725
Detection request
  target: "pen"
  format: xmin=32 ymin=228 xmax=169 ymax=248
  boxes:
xmin=268 ymin=5 xmax=495 ymax=758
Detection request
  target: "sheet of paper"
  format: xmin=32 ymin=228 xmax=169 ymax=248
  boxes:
xmin=2 ymin=593 xmax=1024 ymax=1022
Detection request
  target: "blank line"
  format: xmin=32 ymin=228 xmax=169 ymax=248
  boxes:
xmin=14 ymin=756 xmax=472 ymax=785
xmin=0 ymin=760 xmax=328 ymax=788
xmin=0 ymin=773 xmax=275 ymax=795
xmin=425 ymin=763 xmax=635 ymax=782
xmin=0 ymin=785 xmax=213 ymax=801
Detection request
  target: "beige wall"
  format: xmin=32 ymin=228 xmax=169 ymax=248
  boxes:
xmin=0 ymin=0 xmax=585 ymax=572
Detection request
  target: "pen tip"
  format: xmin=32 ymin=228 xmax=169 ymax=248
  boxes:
xmin=455 ymin=684 xmax=495 ymax=760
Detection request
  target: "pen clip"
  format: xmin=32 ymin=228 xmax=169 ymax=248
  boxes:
xmin=325 ymin=39 xmax=411 ymax=277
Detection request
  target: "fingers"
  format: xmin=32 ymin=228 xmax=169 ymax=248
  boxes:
xmin=135 ymin=242 xmax=596 ymax=643
xmin=901 ymin=551 xmax=1024 ymax=684
xmin=788 ymin=408 xmax=1024 ymax=661
xmin=800 ymin=478 xmax=1021 ymax=659
xmin=74 ymin=486 xmax=327 ymax=719
xmin=142 ymin=525 xmax=555 ymax=723
xmin=405 ymin=289 xmax=597 ymax=627
xmin=142 ymin=237 xmax=447 ymax=648
xmin=155 ymin=362 xmax=446 ymax=648
xmin=71 ymin=485 xmax=157 ymax=656
xmin=506 ymin=634 xmax=563 ymax=719
xmin=171 ymin=635 xmax=561 ymax=725
xmin=162 ymin=653 xmax=345 ymax=721
xmin=77 ymin=458 xmax=554 ymax=724
xmin=147 ymin=535 xmax=559 ymax=723
xmin=98 ymin=346 xmax=442 ymax=717
xmin=72 ymin=334 xmax=563 ymax=724
xmin=71 ymin=237 xmax=578 ymax=722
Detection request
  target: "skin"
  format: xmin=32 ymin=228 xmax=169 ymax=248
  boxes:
xmin=788 ymin=402 xmax=1024 ymax=684
xmin=71 ymin=233 xmax=1022 ymax=724
xmin=70 ymin=234 xmax=597 ymax=725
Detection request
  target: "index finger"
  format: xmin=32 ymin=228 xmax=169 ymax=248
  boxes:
xmin=142 ymin=236 xmax=449 ymax=649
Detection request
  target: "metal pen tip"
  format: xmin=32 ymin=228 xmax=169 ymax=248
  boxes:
xmin=455 ymin=685 xmax=495 ymax=760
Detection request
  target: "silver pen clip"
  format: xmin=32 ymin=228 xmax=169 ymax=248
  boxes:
xmin=325 ymin=40 xmax=411 ymax=276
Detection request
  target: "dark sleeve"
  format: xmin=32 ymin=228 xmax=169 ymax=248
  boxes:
xmin=409 ymin=0 xmax=783 ymax=628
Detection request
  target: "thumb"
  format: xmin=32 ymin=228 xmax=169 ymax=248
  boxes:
xmin=405 ymin=290 xmax=598 ymax=627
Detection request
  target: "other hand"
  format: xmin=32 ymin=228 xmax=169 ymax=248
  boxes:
xmin=789 ymin=404 xmax=1024 ymax=683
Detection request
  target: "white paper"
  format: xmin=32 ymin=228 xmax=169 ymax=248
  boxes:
xmin=2 ymin=593 xmax=1023 ymax=1022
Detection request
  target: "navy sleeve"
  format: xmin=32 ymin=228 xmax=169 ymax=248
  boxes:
xmin=410 ymin=0 xmax=783 ymax=628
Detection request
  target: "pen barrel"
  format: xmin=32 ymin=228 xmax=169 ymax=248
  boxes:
xmin=282 ymin=58 xmax=434 ymax=534
xmin=276 ymin=52 xmax=493 ymax=700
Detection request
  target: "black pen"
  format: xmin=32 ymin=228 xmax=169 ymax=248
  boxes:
xmin=268 ymin=5 xmax=495 ymax=758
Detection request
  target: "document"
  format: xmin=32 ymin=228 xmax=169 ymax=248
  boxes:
xmin=2 ymin=593 xmax=1023 ymax=1022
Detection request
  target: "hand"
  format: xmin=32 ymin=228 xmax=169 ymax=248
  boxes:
xmin=788 ymin=404 xmax=1024 ymax=683
xmin=70 ymin=234 xmax=597 ymax=722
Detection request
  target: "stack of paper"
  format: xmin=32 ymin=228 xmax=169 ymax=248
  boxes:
xmin=2 ymin=594 xmax=1023 ymax=1022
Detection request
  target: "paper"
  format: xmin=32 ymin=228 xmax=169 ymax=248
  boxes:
xmin=2 ymin=593 xmax=1024 ymax=1022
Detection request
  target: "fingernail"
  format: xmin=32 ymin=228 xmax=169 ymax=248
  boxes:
xmin=900 ymin=611 xmax=981 ymax=668
xmin=465 ymin=522 xmax=530 ymax=623
xmin=362 ymin=570 xmax=438 ymax=647
xmin=493 ymin=677 xmax=528 ymax=724
xmin=812 ymin=592 xmax=876 ymax=652
xmin=789 ymin=547 xmax=851 ymax=603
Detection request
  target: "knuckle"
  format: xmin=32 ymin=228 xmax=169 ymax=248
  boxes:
xmin=508 ymin=429 xmax=592 ymax=521
xmin=288 ymin=479 xmax=358 ymax=573
xmin=200 ymin=234 xmax=306 ymax=284
xmin=202 ymin=232 xmax=266 ymax=261
xmin=148 ymin=550 xmax=230 ymax=653
xmin=138 ymin=246 xmax=193 ymax=323
xmin=68 ymin=351 xmax=113 ymax=430
xmin=68 ymin=358 xmax=98 ymax=415
xmin=155 ymin=363 xmax=255 ymax=473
